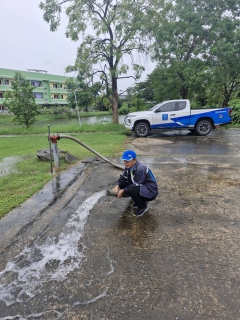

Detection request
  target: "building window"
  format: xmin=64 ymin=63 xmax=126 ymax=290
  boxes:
xmin=53 ymin=83 xmax=58 ymax=88
xmin=54 ymin=94 xmax=58 ymax=99
xmin=0 ymin=79 xmax=2 ymax=85
xmin=33 ymin=93 xmax=43 ymax=99
xmin=31 ymin=81 xmax=42 ymax=87
xmin=5 ymin=80 xmax=10 ymax=85
xmin=0 ymin=93 xmax=3 ymax=98
xmin=61 ymin=95 xmax=64 ymax=99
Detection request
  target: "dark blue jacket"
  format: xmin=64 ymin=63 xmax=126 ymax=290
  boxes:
xmin=117 ymin=160 xmax=158 ymax=199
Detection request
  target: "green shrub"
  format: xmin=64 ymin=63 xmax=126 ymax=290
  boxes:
xmin=118 ymin=103 xmax=129 ymax=114
xmin=189 ymin=100 xmax=204 ymax=109
xmin=229 ymin=99 xmax=240 ymax=124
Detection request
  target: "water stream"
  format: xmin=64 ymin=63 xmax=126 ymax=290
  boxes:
xmin=0 ymin=156 xmax=22 ymax=177
xmin=0 ymin=190 xmax=106 ymax=308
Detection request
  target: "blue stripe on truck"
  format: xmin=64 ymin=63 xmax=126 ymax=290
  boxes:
xmin=150 ymin=110 xmax=231 ymax=129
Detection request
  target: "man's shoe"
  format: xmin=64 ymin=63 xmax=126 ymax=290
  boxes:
xmin=134 ymin=205 xmax=148 ymax=217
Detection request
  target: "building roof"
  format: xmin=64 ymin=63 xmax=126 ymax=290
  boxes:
xmin=0 ymin=68 xmax=72 ymax=82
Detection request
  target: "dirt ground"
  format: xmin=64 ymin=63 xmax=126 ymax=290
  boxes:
xmin=0 ymin=129 xmax=240 ymax=320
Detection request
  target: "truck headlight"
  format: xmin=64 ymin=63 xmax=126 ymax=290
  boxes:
xmin=124 ymin=115 xmax=136 ymax=125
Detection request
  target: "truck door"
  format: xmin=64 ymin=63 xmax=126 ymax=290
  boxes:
xmin=152 ymin=101 xmax=178 ymax=129
xmin=152 ymin=101 xmax=189 ymax=129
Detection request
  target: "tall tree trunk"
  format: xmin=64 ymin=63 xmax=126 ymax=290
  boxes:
xmin=180 ymin=86 xmax=188 ymax=99
xmin=221 ymin=94 xmax=230 ymax=108
xmin=178 ymin=72 xmax=188 ymax=99
xmin=221 ymin=82 xmax=235 ymax=107
xmin=112 ymin=76 xmax=119 ymax=123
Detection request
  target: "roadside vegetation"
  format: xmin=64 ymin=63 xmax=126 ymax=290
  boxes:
xmin=0 ymin=115 xmax=129 ymax=218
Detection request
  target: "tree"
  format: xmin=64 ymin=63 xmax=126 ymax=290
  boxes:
xmin=147 ymin=64 xmax=208 ymax=106
xmin=150 ymin=0 xmax=213 ymax=100
xmin=134 ymin=77 xmax=155 ymax=103
xmin=150 ymin=0 xmax=240 ymax=104
xmin=206 ymin=18 xmax=240 ymax=107
xmin=4 ymin=72 xmax=39 ymax=128
xmin=39 ymin=0 xmax=159 ymax=123
xmin=65 ymin=77 xmax=101 ymax=112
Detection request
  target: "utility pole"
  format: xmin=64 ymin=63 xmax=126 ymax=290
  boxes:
xmin=67 ymin=89 xmax=81 ymax=126
xmin=73 ymin=90 xmax=81 ymax=126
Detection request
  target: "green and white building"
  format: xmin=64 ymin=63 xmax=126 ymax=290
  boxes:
xmin=0 ymin=68 xmax=72 ymax=110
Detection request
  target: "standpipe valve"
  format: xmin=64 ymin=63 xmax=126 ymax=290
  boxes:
xmin=48 ymin=134 xmax=60 ymax=144
xmin=48 ymin=134 xmax=60 ymax=169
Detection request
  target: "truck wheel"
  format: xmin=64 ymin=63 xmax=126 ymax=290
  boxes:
xmin=195 ymin=120 xmax=212 ymax=136
xmin=134 ymin=122 xmax=150 ymax=137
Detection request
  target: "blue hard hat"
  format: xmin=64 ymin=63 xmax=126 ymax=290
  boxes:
xmin=121 ymin=150 xmax=136 ymax=161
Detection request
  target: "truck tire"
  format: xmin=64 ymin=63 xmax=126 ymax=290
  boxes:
xmin=134 ymin=122 xmax=150 ymax=137
xmin=195 ymin=119 xmax=212 ymax=136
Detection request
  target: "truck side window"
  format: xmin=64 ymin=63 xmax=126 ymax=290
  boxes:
xmin=177 ymin=101 xmax=186 ymax=110
xmin=155 ymin=102 xmax=176 ymax=112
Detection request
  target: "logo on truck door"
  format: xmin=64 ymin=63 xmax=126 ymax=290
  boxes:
xmin=162 ymin=114 xmax=168 ymax=120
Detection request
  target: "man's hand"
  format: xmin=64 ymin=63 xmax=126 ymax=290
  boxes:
xmin=112 ymin=185 xmax=119 ymax=193
xmin=117 ymin=189 xmax=124 ymax=198
xmin=112 ymin=185 xmax=125 ymax=198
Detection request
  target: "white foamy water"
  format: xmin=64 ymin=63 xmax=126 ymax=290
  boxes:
xmin=0 ymin=156 xmax=22 ymax=177
xmin=0 ymin=190 xmax=106 ymax=307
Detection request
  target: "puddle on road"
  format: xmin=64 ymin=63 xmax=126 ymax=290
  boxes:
xmin=0 ymin=190 xmax=106 ymax=308
xmin=0 ymin=156 xmax=22 ymax=177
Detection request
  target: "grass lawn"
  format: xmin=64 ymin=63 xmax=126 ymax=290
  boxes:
xmin=0 ymin=121 xmax=129 ymax=218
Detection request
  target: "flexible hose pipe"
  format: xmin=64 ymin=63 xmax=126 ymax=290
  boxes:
xmin=60 ymin=135 xmax=124 ymax=170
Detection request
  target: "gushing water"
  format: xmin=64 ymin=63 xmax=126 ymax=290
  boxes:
xmin=0 ymin=156 xmax=22 ymax=177
xmin=0 ymin=190 xmax=106 ymax=306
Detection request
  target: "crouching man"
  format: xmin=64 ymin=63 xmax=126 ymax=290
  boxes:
xmin=112 ymin=150 xmax=158 ymax=216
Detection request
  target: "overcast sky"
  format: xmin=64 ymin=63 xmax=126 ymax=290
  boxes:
xmin=0 ymin=0 xmax=154 ymax=90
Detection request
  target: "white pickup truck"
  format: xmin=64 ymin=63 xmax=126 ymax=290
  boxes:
xmin=124 ymin=99 xmax=232 ymax=137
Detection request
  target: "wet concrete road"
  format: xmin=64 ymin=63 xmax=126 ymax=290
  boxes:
xmin=0 ymin=129 xmax=240 ymax=319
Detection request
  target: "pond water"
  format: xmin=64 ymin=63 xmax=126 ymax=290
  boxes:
xmin=0 ymin=114 xmax=126 ymax=128
xmin=35 ymin=114 xmax=126 ymax=127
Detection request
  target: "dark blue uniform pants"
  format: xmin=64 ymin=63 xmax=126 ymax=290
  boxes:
xmin=120 ymin=183 xmax=156 ymax=208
